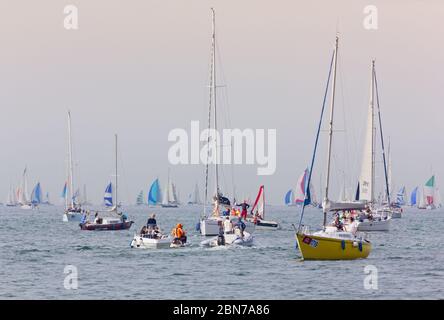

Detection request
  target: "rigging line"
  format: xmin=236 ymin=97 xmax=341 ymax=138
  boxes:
xmin=297 ymin=49 xmax=335 ymax=230
xmin=373 ymin=62 xmax=391 ymax=205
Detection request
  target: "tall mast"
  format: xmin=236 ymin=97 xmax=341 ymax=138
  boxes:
xmin=115 ymin=134 xmax=118 ymax=211
xmin=211 ymin=7 xmax=219 ymax=196
xmin=370 ymin=61 xmax=376 ymax=204
xmin=67 ymin=111 xmax=74 ymax=208
xmin=323 ymin=36 xmax=339 ymax=228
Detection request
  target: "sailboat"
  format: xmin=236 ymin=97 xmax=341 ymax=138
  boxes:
xmin=187 ymin=183 xmax=202 ymax=205
xmin=396 ymin=186 xmax=406 ymax=206
xmin=18 ymin=167 xmax=32 ymax=209
xmin=198 ymin=9 xmax=254 ymax=236
xmin=41 ymin=192 xmax=53 ymax=205
xmin=148 ymin=179 xmax=162 ymax=206
xmin=410 ymin=187 xmax=418 ymax=207
xmin=422 ymin=175 xmax=439 ymax=210
xmin=79 ymin=134 xmax=133 ymax=231
xmin=30 ymin=182 xmax=42 ymax=208
xmin=284 ymin=189 xmax=296 ymax=206
xmin=5 ymin=185 xmax=18 ymax=207
xmin=294 ymin=37 xmax=372 ymax=260
xmin=295 ymin=169 xmax=311 ymax=205
xmin=136 ymin=190 xmax=144 ymax=205
xmin=161 ymin=170 xmax=179 ymax=208
xmin=247 ymin=185 xmax=280 ymax=230
xmin=103 ymin=182 xmax=113 ymax=207
xmin=353 ymin=59 xmax=392 ymax=231
xmin=63 ymin=112 xmax=83 ymax=222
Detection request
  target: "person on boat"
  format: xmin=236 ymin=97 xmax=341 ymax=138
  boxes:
xmin=222 ymin=206 xmax=231 ymax=216
xmin=234 ymin=217 xmax=246 ymax=237
xmin=236 ymin=201 xmax=250 ymax=220
xmin=146 ymin=214 xmax=157 ymax=228
xmin=333 ymin=215 xmax=344 ymax=231
xmin=153 ymin=226 xmax=162 ymax=239
xmin=172 ymin=223 xmax=187 ymax=244
xmin=140 ymin=226 xmax=148 ymax=235
xmin=224 ymin=216 xmax=233 ymax=233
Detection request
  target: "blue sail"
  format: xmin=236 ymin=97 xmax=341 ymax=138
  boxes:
xmin=410 ymin=187 xmax=418 ymax=206
xmin=396 ymin=186 xmax=406 ymax=205
xmin=104 ymin=182 xmax=113 ymax=207
xmin=148 ymin=179 xmax=161 ymax=205
xmin=61 ymin=182 xmax=67 ymax=199
xmin=284 ymin=189 xmax=293 ymax=205
xmin=31 ymin=182 xmax=42 ymax=205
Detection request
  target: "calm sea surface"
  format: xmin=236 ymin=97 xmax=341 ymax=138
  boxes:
xmin=0 ymin=205 xmax=442 ymax=299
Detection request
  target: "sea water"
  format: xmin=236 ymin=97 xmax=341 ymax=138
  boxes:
xmin=0 ymin=205 xmax=442 ymax=299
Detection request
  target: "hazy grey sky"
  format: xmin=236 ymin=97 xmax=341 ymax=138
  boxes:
xmin=0 ymin=0 xmax=443 ymax=205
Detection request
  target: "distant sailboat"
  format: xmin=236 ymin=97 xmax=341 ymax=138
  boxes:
xmin=396 ymin=186 xmax=406 ymax=206
xmin=148 ymin=179 xmax=162 ymax=206
xmin=42 ymin=191 xmax=52 ymax=205
xmin=30 ymin=182 xmax=42 ymax=207
xmin=284 ymin=189 xmax=295 ymax=206
xmin=5 ymin=185 xmax=18 ymax=207
xmin=187 ymin=183 xmax=201 ymax=205
xmin=63 ymin=111 xmax=83 ymax=222
xmin=410 ymin=187 xmax=418 ymax=206
xmin=136 ymin=190 xmax=144 ymax=205
xmin=18 ymin=167 xmax=31 ymax=209
xmin=423 ymin=175 xmax=436 ymax=209
xmin=161 ymin=170 xmax=179 ymax=208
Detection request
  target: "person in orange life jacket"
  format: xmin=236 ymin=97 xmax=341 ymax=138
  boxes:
xmin=172 ymin=223 xmax=187 ymax=244
xmin=236 ymin=201 xmax=250 ymax=219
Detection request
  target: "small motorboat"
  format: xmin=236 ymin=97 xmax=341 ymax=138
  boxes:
xmin=130 ymin=234 xmax=172 ymax=249
xmin=200 ymin=228 xmax=254 ymax=247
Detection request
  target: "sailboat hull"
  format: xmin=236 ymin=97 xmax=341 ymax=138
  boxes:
xmin=296 ymin=232 xmax=371 ymax=260
xmin=357 ymin=217 xmax=391 ymax=232
xmin=80 ymin=221 xmax=133 ymax=231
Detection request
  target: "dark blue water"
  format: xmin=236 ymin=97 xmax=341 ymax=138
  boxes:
xmin=0 ymin=205 xmax=442 ymax=299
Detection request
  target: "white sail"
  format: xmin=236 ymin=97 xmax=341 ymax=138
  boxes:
xmin=190 ymin=183 xmax=201 ymax=204
xmin=359 ymin=64 xmax=375 ymax=203
xmin=18 ymin=168 xmax=30 ymax=205
xmin=435 ymin=187 xmax=442 ymax=207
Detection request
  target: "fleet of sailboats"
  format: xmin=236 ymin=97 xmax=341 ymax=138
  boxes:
xmin=0 ymin=12 xmax=440 ymax=262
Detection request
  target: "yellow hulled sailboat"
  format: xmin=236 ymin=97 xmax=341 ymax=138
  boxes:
xmin=294 ymin=37 xmax=372 ymax=260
